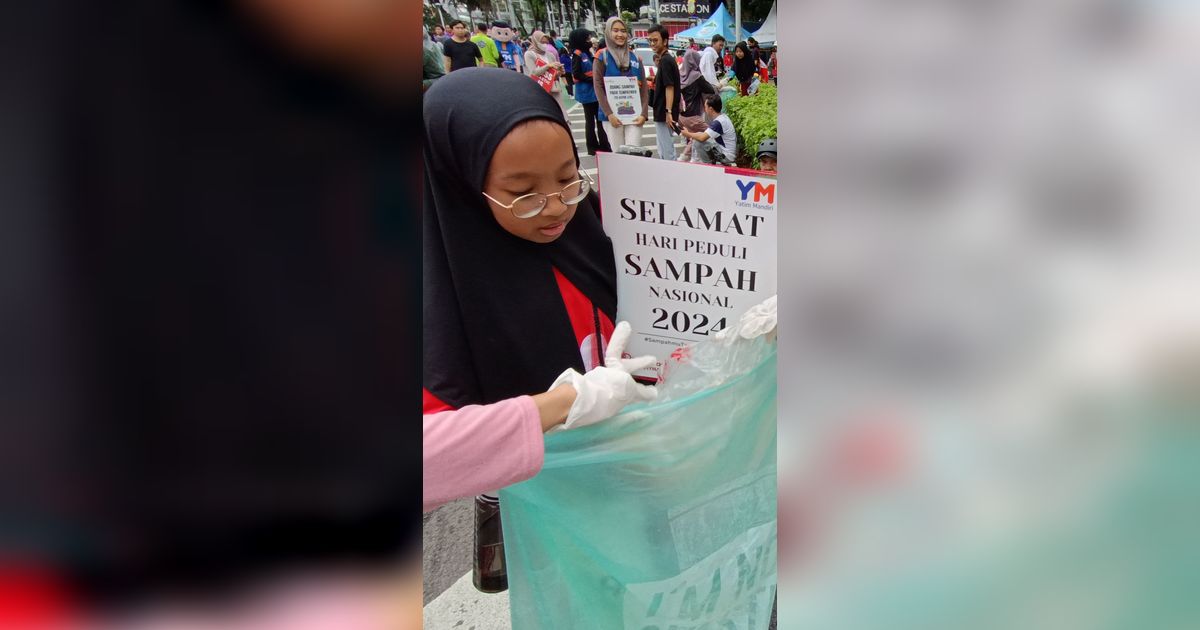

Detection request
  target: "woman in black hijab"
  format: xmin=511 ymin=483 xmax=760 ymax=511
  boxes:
xmin=733 ymin=41 xmax=759 ymax=96
xmin=678 ymin=49 xmax=716 ymax=162
xmin=569 ymin=28 xmax=612 ymax=155
xmin=422 ymin=66 xmax=619 ymax=413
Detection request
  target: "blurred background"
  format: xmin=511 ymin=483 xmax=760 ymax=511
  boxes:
xmin=7 ymin=0 xmax=1200 ymax=628
xmin=777 ymin=0 xmax=1200 ymax=628
xmin=1 ymin=1 xmax=422 ymax=628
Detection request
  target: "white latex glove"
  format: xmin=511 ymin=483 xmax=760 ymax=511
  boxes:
xmin=549 ymin=322 xmax=658 ymax=430
xmin=714 ymin=295 xmax=777 ymax=345
xmin=605 ymin=320 xmax=659 ymax=373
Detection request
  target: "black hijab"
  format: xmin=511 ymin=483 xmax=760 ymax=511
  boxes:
xmin=733 ymin=42 xmax=757 ymax=83
xmin=423 ymin=68 xmax=616 ymax=408
xmin=568 ymin=28 xmax=592 ymax=56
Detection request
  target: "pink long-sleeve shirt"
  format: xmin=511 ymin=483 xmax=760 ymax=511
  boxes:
xmin=422 ymin=396 xmax=545 ymax=512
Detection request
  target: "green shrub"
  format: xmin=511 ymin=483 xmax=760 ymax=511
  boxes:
xmin=725 ymin=83 xmax=777 ymax=170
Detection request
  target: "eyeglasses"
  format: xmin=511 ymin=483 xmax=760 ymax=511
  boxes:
xmin=482 ymin=171 xmax=593 ymax=219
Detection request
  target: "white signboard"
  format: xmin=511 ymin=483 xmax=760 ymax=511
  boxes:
xmin=603 ymin=76 xmax=641 ymax=125
xmin=659 ymin=2 xmax=712 ymax=19
xmin=599 ymin=153 xmax=777 ymax=381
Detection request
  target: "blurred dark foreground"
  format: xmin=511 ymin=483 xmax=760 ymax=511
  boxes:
xmin=0 ymin=1 xmax=423 ymax=627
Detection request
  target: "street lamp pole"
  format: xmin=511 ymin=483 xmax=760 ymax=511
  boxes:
xmin=735 ymin=0 xmax=742 ymax=42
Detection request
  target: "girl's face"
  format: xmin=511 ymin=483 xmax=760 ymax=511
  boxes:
xmin=483 ymin=120 xmax=580 ymax=243
xmin=542 ymin=36 xmax=552 ymax=46
xmin=736 ymin=47 xmax=745 ymax=59
xmin=610 ymin=21 xmax=628 ymax=47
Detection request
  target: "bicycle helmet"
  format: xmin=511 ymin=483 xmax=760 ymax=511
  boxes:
xmin=756 ymin=138 xmax=777 ymax=159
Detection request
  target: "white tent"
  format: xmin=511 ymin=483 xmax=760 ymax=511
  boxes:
xmin=750 ymin=1 xmax=777 ymax=46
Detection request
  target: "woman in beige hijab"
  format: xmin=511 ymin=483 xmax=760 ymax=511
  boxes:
xmin=524 ymin=30 xmax=565 ymax=114
xmin=592 ymin=16 xmax=649 ymax=150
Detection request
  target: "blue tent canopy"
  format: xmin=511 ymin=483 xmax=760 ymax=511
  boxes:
xmin=670 ymin=2 xmax=751 ymax=45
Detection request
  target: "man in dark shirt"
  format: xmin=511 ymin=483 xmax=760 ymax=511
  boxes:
xmin=442 ymin=20 xmax=482 ymax=72
xmin=647 ymin=25 xmax=681 ymax=161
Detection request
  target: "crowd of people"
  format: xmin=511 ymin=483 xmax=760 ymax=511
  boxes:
xmin=663 ymin=32 xmax=777 ymax=168
xmin=422 ymin=15 xmax=778 ymax=173
xmin=424 ymin=20 xmax=581 ymax=93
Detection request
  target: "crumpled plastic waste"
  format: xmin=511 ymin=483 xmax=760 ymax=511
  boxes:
xmin=715 ymin=295 xmax=777 ymax=346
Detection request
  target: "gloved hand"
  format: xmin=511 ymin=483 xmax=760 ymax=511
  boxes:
xmin=714 ymin=295 xmax=777 ymax=345
xmin=549 ymin=322 xmax=658 ymax=430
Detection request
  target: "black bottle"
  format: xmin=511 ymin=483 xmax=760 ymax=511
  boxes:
xmin=473 ymin=493 xmax=508 ymax=593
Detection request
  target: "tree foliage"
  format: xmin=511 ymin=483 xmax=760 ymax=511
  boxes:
xmin=423 ymin=4 xmax=442 ymax=31
xmin=584 ymin=0 xmax=641 ymax=23
xmin=520 ymin=0 xmax=579 ymax=33
xmin=525 ymin=0 xmax=549 ymax=27
xmin=593 ymin=0 xmax=619 ymax=19
xmin=462 ymin=0 xmax=497 ymax=20
xmin=739 ymin=0 xmax=775 ymax=24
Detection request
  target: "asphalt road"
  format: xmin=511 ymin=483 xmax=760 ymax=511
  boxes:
xmin=422 ymin=498 xmax=473 ymax=605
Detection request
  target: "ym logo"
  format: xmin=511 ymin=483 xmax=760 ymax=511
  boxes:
xmin=735 ymin=180 xmax=775 ymax=204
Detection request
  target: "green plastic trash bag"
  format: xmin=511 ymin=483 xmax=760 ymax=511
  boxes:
xmin=720 ymin=85 xmax=738 ymax=108
xmin=500 ymin=335 xmax=777 ymax=630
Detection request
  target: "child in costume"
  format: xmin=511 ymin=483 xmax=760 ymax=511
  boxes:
xmin=489 ymin=21 xmax=524 ymax=73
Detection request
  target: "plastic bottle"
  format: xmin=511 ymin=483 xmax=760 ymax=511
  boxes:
xmin=473 ymin=493 xmax=508 ymax=593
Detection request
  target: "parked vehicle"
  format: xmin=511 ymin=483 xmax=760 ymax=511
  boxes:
xmin=633 ymin=47 xmax=657 ymax=103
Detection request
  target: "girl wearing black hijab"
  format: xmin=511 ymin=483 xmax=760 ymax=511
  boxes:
xmin=569 ymin=28 xmax=612 ymax=155
xmin=423 ymin=66 xmax=636 ymax=413
xmin=423 ymin=66 xmax=657 ymax=590
xmin=733 ymin=41 xmax=759 ymax=96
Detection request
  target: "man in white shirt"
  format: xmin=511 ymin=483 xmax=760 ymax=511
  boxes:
xmin=681 ymin=93 xmax=738 ymax=164
xmin=700 ymin=35 xmax=726 ymax=88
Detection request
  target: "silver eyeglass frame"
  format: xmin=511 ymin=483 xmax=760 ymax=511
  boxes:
xmin=482 ymin=170 xmax=595 ymax=219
